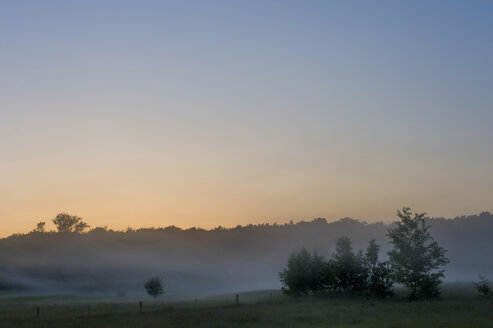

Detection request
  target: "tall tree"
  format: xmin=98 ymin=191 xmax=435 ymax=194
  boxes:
xmin=365 ymin=239 xmax=393 ymax=298
xmin=387 ymin=207 xmax=449 ymax=299
xmin=52 ymin=213 xmax=89 ymax=233
xmin=331 ymin=237 xmax=367 ymax=293
xmin=365 ymin=239 xmax=380 ymax=272
xmin=279 ymin=248 xmax=313 ymax=295
xmin=308 ymin=252 xmax=326 ymax=293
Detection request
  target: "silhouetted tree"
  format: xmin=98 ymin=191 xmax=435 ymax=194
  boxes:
xmin=34 ymin=222 xmax=45 ymax=233
xmin=308 ymin=252 xmax=326 ymax=294
xmin=387 ymin=207 xmax=449 ymax=299
xmin=365 ymin=239 xmax=393 ymax=298
xmin=367 ymin=261 xmax=393 ymax=298
xmin=331 ymin=237 xmax=367 ymax=293
xmin=52 ymin=213 xmax=89 ymax=233
xmin=280 ymin=238 xmax=394 ymax=296
xmin=144 ymin=277 xmax=164 ymax=298
xmin=320 ymin=259 xmax=337 ymax=292
xmin=473 ymin=274 xmax=491 ymax=298
xmin=279 ymin=248 xmax=313 ymax=295
xmin=365 ymin=239 xmax=379 ymax=271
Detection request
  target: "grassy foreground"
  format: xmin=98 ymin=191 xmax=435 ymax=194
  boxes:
xmin=0 ymin=290 xmax=492 ymax=328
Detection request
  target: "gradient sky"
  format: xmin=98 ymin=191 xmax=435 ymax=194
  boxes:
xmin=1 ymin=0 xmax=492 ymax=236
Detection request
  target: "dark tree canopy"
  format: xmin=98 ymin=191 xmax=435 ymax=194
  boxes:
xmin=144 ymin=277 xmax=164 ymax=298
xmin=35 ymin=222 xmax=46 ymax=233
xmin=278 ymin=248 xmax=314 ymax=296
xmin=387 ymin=207 xmax=449 ymax=299
xmin=330 ymin=237 xmax=368 ymax=293
xmin=365 ymin=239 xmax=380 ymax=270
xmin=279 ymin=238 xmax=393 ymax=298
xmin=52 ymin=213 xmax=89 ymax=233
xmin=365 ymin=238 xmax=393 ymax=298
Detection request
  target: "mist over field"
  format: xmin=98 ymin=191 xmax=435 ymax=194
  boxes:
xmin=1 ymin=212 xmax=491 ymax=296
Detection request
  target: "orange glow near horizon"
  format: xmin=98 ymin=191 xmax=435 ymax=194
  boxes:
xmin=1 ymin=137 xmax=491 ymax=237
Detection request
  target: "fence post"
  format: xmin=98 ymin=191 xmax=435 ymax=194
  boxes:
xmin=36 ymin=307 xmax=40 ymax=319
xmin=236 ymin=294 xmax=239 ymax=306
xmin=139 ymin=301 xmax=143 ymax=313
xmin=195 ymin=298 xmax=197 ymax=308
xmin=88 ymin=304 xmax=90 ymax=316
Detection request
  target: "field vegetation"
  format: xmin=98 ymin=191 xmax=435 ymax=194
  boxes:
xmin=0 ymin=287 xmax=492 ymax=328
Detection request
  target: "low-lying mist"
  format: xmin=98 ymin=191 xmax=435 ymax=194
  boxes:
xmin=1 ymin=212 xmax=492 ymax=296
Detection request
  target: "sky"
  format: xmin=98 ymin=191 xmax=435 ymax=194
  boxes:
xmin=0 ymin=0 xmax=492 ymax=236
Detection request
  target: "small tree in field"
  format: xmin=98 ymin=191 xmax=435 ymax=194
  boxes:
xmin=144 ymin=277 xmax=164 ymax=298
xmin=52 ymin=213 xmax=89 ymax=233
xmin=387 ymin=207 xmax=449 ymax=299
xmin=473 ymin=274 xmax=491 ymax=298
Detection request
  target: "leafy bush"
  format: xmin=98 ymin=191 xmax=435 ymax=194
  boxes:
xmin=144 ymin=277 xmax=164 ymax=298
xmin=367 ymin=261 xmax=393 ymax=298
xmin=473 ymin=274 xmax=491 ymax=298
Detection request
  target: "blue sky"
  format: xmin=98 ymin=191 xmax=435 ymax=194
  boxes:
xmin=0 ymin=0 xmax=492 ymax=235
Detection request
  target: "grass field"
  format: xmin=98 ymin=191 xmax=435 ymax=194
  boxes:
xmin=0 ymin=287 xmax=492 ymax=327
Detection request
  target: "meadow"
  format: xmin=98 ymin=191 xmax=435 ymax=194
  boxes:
xmin=0 ymin=286 xmax=491 ymax=328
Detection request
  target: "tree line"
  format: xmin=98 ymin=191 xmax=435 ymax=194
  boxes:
xmin=279 ymin=207 xmax=449 ymax=300
xmin=3 ymin=208 xmax=491 ymax=296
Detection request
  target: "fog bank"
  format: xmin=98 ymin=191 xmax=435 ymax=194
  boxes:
xmin=1 ymin=212 xmax=492 ymax=295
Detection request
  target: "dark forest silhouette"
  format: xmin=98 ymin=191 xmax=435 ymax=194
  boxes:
xmin=0 ymin=211 xmax=492 ymax=295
